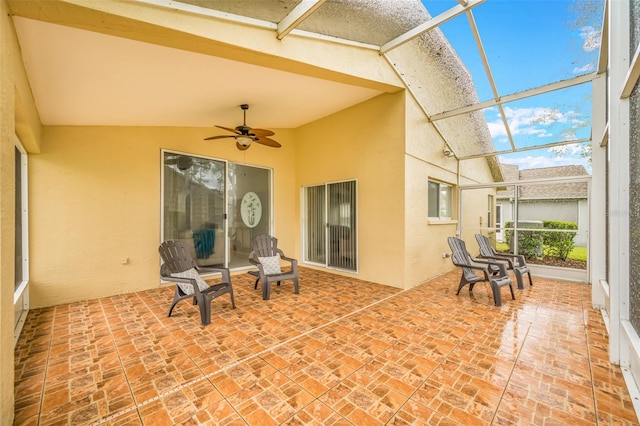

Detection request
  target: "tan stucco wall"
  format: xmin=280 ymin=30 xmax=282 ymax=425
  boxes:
xmin=0 ymin=0 xmax=47 ymax=419
xmin=296 ymin=93 xmax=406 ymax=288
xmin=29 ymin=126 xmax=297 ymax=308
xmin=403 ymin=99 xmax=497 ymax=288
xmin=0 ymin=0 xmax=14 ymax=419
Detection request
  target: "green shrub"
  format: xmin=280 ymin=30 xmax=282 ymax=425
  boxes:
xmin=505 ymin=220 xmax=577 ymax=260
xmin=542 ymin=220 xmax=577 ymax=261
xmin=505 ymin=221 xmax=544 ymax=258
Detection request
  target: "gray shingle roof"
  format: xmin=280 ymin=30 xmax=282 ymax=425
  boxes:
xmin=497 ymin=164 xmax=589 ymax=199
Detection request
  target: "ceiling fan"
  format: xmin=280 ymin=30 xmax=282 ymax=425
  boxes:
xmin=204 ymin=104 xmax=281 ymax=151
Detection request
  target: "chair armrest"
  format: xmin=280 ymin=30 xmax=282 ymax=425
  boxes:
xmin=494 ymin=252 xmax=527 ymax=267
xmin=472 ymin=258 xmax=508 ymax=276
xmin=159 ymin=270 xmax=202 ymax=296
xmin=451 ymin=259 xmax=492 ymax=281
xmin=197 ymin=266 xmax=231 ymax=283
xmin=478 ymin=254 xmax=514 ymax=269
xmin=280 ymin=255 xmax=298 ymax=272
xmin=248 ymin=258 xmax=267 ymax=278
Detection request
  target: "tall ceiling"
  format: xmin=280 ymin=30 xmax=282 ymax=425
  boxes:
xmin=10 ymin=0 xmax=604 ymax=168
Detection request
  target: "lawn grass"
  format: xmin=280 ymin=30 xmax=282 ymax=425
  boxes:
xmin=496 ymin=242 xmax=587 ymax=262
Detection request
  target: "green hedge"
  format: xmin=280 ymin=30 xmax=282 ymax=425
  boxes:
xmin=542 ymin=220 xmax=577 ymax=260
xmin=505 ymin=220 xmax=577 ymax=260
xmin=505 ymin=221 xmax=543 ymax=258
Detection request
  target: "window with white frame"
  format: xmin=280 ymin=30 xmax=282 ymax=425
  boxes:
xmin=428 ymin=180 xmax=453 ymax=219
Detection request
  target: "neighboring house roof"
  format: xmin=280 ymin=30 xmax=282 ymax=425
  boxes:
xmin=497 ymin=164 xmax=589 ymax=199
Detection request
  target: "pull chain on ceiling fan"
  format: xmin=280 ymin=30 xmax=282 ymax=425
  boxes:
xmin=204 ymin=104 xmax=281 ymax=151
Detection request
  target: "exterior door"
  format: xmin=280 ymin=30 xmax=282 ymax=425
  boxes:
xmin=162 ymin=151 xmax=272 ymax=269
xmin=304 ymin=180 xmax=357 ymax=272
xmin=163 ymin=152 xmax=227 ymax=267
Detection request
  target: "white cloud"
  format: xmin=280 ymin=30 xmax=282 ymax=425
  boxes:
xmin=486 ymin=106 xmax=574 ymax=140
xmin=580 ymin=26 xmax=601 ymax=52
xmin=573 ymin=63 xmax=594 ymax=74
xmin=501 ymin=154 xmax=590 ymax=171
xmin=547 ymin=143 xmax=589 ymax=156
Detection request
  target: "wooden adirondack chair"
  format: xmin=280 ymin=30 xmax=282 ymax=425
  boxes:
xmin=475 ymin=234 xmax=533 ymax=289
xmin=447 ymin=236 xmax=515 ymax=307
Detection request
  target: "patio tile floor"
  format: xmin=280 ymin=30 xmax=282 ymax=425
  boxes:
xmin=13 ymin=268 xmax=639 ymax=425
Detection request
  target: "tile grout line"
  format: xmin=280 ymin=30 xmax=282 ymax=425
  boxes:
xmin=91 ymin=283 xmax=411 ymax=425
xmin=484 ymin=279 xmax=545 ymax=425
xmin=582 ymin=283 xmax=606 ymax=425
xmin=488 ymin=318 xmax=534 ymax=424
xmin=35 ymin=307 xmax=56 ymax=426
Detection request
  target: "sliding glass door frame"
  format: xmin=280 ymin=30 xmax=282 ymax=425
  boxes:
xmin=160 ymin=149 xmax=273 ymax=271
xmin=302 ymin=179 xmax=358 ymax=273
xmin=14 ymin=135 xmax=29 ymax=346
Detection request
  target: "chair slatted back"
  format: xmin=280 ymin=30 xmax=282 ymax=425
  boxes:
xmin=447 ymin=237 xmax=482 ymax=283
xmin=159 ymin=240 xmax=197 ymax=274
xmin=250 ymin=235 xmax=283 ymax=259
xmin=475 ymin=234 xmax=495 ymax=257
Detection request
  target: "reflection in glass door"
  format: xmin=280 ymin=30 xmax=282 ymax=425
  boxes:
xmin=163 ymin=152 xmax=226 ymax=267
xmin=162 ymin=151 xmax=272 ymax=269
xmin=228 ymin=164 xmax=272 ymax=268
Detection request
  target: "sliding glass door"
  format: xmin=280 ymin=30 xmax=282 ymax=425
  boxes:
xmin=163 ymin=152 xmax=226 ymax=267
xmin=304 ymin=180 xmax=357 ymax=272
xmin=228 ymin=163 xmax=271 ymax=268
xmin=162 ymin=151 xmax=272 ymax=269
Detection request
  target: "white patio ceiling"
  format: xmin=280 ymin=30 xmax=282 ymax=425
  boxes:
xmin=10 ymin=0 xmax=604 ymax=168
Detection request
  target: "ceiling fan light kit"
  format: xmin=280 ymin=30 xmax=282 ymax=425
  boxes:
xmin=236 ymin=136 xmax=253 ymax=147
xmin=204 ymin=104 xmax=281 ymax=151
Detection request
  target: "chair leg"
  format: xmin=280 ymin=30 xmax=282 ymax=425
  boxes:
xmin=197 ymin=294 xmax=211 ymax=326
xmin=262 ymin=280 xmax=270 ymax=300
xmin=490 ymin=281 xmax=502 ymax=307
xmin=254 ymin=278 xmax=260 ymax=290
xmin=514 ymin=267 xmax=532 ymax=289
xmin=293 ymin=278 xmax=299 ymax=294
xmin=456 ymin=275 xmax=468 ymax=295
xmin=228 ymin=285 xmax=237 ymax=309
xmin=490 ymin=276 xmax=514 ymax=307
xmin=167 ymin=299 xmax=180 ymax=318
xmin=514 ymin=269 xmax=525 ymax=290
xmin=167 ymin=288 xmax=193 ymax=318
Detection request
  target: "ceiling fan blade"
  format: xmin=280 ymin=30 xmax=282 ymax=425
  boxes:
xmin=249 ymin=128 xmax=275 ymax=137
xmin=215 ymin=125 xmax=240 ymax=134
xmin=236 ymin=141 xmax=250 ymax=151
xmin=204 ymin=135 xmax=235 ymax=140
xmin=254 ymin=137 xmax=281 ymax=148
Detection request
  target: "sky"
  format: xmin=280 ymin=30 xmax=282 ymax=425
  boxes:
xmin=420 ymin=0 xmax=604 ymax=173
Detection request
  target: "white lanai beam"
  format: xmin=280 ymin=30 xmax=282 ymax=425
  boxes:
xmin=277 ymin=0 xmax=326 ymax=40
xmin=379 ymin=0 xmax=485 ymax=54
xmin=621 ymin=43 xmax=640 ymax=98
xmin=430 ymin=73 xmax=596 ymax=121
xmin=458 ymin=137 xmax=591 ymax=160
xmin=466 ymin=10 xmax=516 ymax=152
